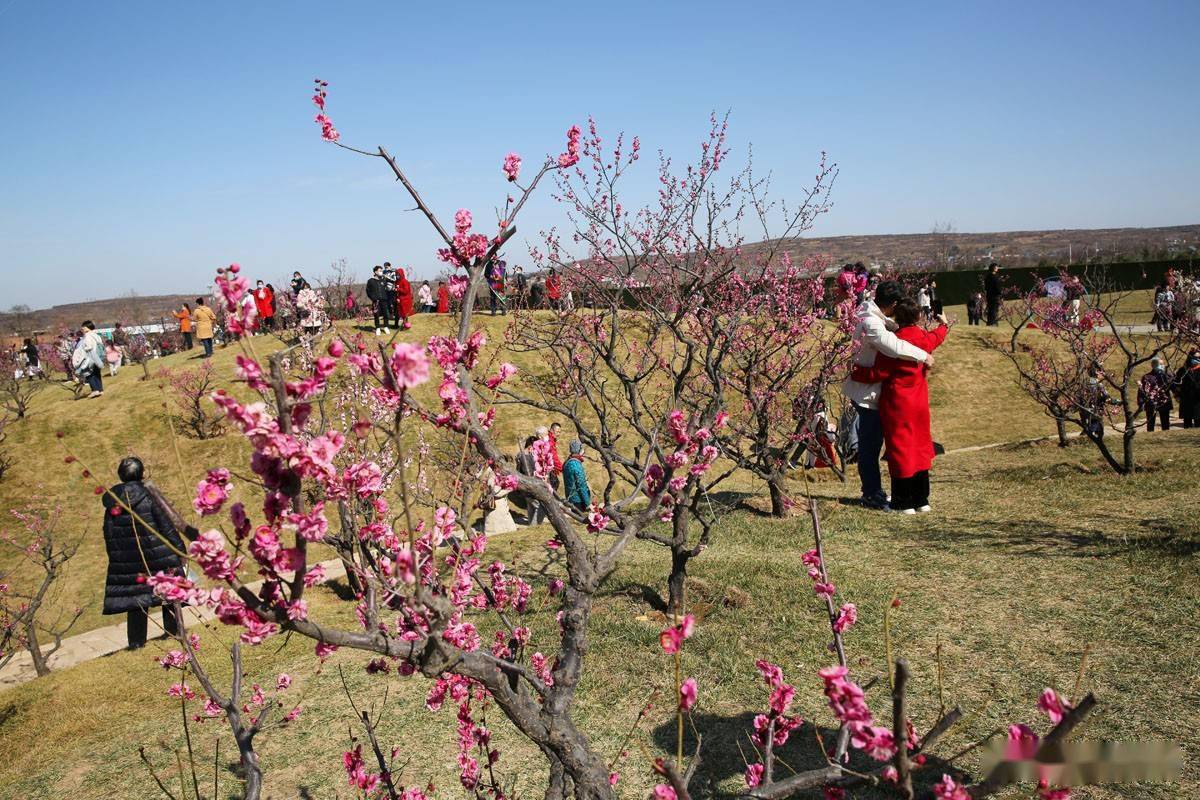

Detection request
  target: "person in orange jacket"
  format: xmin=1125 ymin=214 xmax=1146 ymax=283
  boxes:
xmin=172 ymin=303 xmax=193 ymax=350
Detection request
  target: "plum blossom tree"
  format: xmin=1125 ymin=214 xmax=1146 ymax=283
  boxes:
xmin=0 ymin=504 xmax=85 ymax=677
xmin=157 ymin=362 xmax=226 ymax=440
xmin=142 ymin=631 xmax=302 ymax=800
xmin=994 ymin=270 xmax=1191 ymax=474
xmin=695 ymin=257 xmax=856 ymax=515
xmin=506 ymin=116 xmax=838 ymax=607
xmin=69 ymin=82 xmax=1104 ymax=800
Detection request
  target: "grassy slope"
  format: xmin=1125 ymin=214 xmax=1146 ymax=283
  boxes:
xmin=1 ymin=305 xmax=1197 ymax=799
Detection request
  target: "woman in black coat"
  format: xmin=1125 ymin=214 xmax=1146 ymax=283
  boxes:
xmin=102 ymin=457 xmax=190 ymax=649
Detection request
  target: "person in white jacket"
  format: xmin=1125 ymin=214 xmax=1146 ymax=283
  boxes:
xmin=842 ymin=281 xmax=933 ymax=508
xmin=74 ymin=320 xmax=107 ymax=398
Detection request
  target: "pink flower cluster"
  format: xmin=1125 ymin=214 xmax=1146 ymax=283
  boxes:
xmin=933 ymin=774 xmax=970 ymax=800
xmin=659 ymin=614 xmax=695 ymax=654
xmin=214 ymin=265 xmax=256 ymax=336
xmin=193 ymin=468 xmax=231 ymax=516
xmin=312 ymin=79 xmax=338 ymax=142
xmin=558 ymin=124 xmax=582 ymax=168
xmin=437 ymin=208 xmax=491 ymax=267
xmin=502 ymin=152 xmax=521 ymax=182
xmin=802 ymin=548 xmax=836 ymax=598
xmin=818 ymin=665 xmax=898 ymax=763
xmin=744 ymin=660 xmax=803 ymax=787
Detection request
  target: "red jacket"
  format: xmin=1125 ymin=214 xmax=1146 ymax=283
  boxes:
xmin=547 ymin=431 xmax=564 ymax=474
xmin=395 ymin=271 xmax=414 ymax=319
xmin=437 ymin=285 xmax=450 ymax=313
xmin=852 ymin=324 xmax=948 ymax=479
xmin=255 ymin=287 xmax=275 ymax=319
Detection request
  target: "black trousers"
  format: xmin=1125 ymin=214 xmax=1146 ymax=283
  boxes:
xmin=1182 ymin=399 xmax=1199 ymax=428
xmin=986 ymin=297 xmax=1000 ymax=326
xmin=182 ymin=331 xmax=193 ymax=349
xmin=373 ymin=298 xmax=389 ymax=328
xmin=384 ymin=292 xmax=398 ymax=325
xmin=128 ymin=604 xmax=182 ymax=647
xmin=1145 ymin=405 xmax=1171 ymax=431
xmin=891 ymin=470 xmax=930 ymax=511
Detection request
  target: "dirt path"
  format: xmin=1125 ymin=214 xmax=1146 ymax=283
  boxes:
xmin=0 ymin=558 xmax=348 ymax=692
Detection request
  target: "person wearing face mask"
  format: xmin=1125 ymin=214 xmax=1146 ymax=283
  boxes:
xmin=1137 ymin=357 xmax=1174 ymax=431
xmin=1175 ymin=350 xmax=1200 ymax=428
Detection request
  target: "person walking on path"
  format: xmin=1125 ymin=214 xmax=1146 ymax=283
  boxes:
xmin=100 ymin=457 xmax=192 ymax=650
xmin=254 ymin=281 xmax=275 ymax=331
xmin=984 ymin=263 xmax=1002 ymax=326
xmin=562 ymin=440 xmax=591 ymax=511
xmin=173 ymin=303 xmax=194 ymax=350
xmin=851 ymin=300 xmax=949 ymax=514
xmin=1138 ymin=357 xmax=1174 ymax=431
xmin=192 ymin=298 xmax=218 ymax=358
xmin=436 ymin=281 xmax=450 ymax=314
xmin=394 ymin=267 xmax=414 ymax=330
xmin=841 ymin=281 xmax=932 ymax=509
xmin=72 ymin=320 xmax=107 ymax=398
xmin=418 ymin=281 xmax=434 ymax=313
xmin=1175 ymin=350 xmax=1200 ymax=428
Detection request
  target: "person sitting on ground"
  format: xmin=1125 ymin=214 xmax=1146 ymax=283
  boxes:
xmin=562 ymin=440 xmax=591 ymax=511
xmin=1138 ymin=357 xmax=1174 ymax=432
xmin=101 ymin=457 xmax=193 ymax=650
xmin=851 ymin=299 xmax=949 ymax=514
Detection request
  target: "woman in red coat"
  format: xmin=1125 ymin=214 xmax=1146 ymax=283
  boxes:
xmin=254 ymin=281 xmax=275 ymax=330
xmin=851 ymin=299 xmax=949 ymax=513
xmin=394 ymin=268 xmax=414 ymax=330
xmin=436 ymin=281 xmax=450 ymax=314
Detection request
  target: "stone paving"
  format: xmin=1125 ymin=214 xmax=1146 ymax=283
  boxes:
xmin=0 ymin=558 xmax=347 ymax=692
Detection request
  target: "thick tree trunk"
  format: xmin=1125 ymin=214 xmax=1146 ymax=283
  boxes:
xmin=667 ymin=546 xmax=688 ymax=619
xmin=1122 ymin=427 xmax=1136 ymax=474
xmin=1055 ymin=416 xmax=1069 ymax=447
xmin=25 ymin=621 xmax=49 ymax=677
xmin=767 ymin=475 xmax=789 ymax=517
xmin=235 ymin=730 xmax=263 ymax=800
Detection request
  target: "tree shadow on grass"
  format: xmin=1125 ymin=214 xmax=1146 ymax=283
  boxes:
xmin=898 ymin=515 xmax=1200 ymax=559
xmin=649 ymin=711 xmax=970 ymax=798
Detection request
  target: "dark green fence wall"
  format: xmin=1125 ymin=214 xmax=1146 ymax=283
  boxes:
xmin=915 ymin=258 xmax=1197 ymax=307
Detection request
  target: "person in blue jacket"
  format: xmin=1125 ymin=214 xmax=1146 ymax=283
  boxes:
xmin=562 ymin=440 xmax=591 ymax=511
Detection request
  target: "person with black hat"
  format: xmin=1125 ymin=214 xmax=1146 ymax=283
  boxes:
xmin=100 ymin=457 xmax=194 ymax=649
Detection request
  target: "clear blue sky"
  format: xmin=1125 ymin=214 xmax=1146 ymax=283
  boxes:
xmin=2 ymin=0 xmax=1197 ymax=308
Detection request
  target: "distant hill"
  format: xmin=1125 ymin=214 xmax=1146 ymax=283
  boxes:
xmin=3 ymin=223 xmax=1197 ymax=338
xmin=744 ymin=223 xmax=1200 ymax=271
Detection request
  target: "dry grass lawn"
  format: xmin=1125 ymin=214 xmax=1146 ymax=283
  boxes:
xmin=0 ymin=303 xmax=1196 ymax=799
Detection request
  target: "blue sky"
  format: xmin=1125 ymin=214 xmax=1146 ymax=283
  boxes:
xmin=2 ymin=0 xmax=1197 ymax=308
